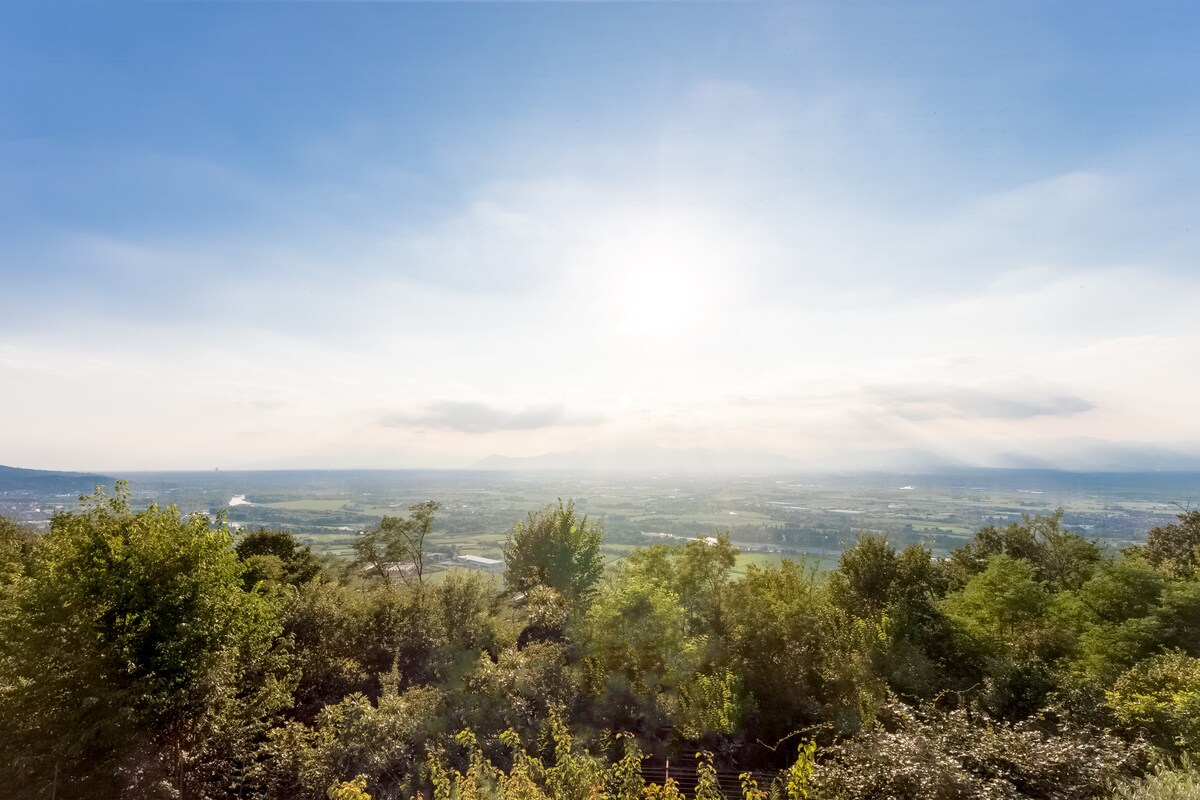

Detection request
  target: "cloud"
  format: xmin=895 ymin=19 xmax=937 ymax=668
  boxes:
xmin=864 ymin=382 xmax=1095 ymax=421
xmin=379 ymin=400 xmax=603 ymax=434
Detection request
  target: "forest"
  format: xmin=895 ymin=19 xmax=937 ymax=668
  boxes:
xmin=5 ymin=482 xmax=1200 ymax=799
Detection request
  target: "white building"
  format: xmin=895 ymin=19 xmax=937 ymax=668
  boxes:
xmin=455 ymin=554 xmax=504 ymax=572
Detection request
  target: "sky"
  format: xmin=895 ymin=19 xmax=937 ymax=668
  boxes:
xmin=3 ymin=1 xmax=1200 ymax=472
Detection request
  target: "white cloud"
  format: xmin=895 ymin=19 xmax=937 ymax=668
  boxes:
xmin=6 ymin=65 xmax=1200 ymax=471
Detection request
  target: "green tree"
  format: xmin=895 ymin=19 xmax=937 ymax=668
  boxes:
xmin=943 ymin=554 xmax=1063 ymax=716
xmin=503 ymin=500 xmax=603 ymax=601
xmin=947 ymin=510 xmax=1101 ymax=592
xmin=1108 ymin=651 xmax=1200 ymax=756
xmin=583 ymin=565 xmax=704 ymax=732
xmin=355 ymin=501 xmax=440 ymax=589
xmin=1058 ymin=553 xmax=1200 ymax=689
xmin=0 ymin=483 xmax=291 ymax=798
xmin=1143 ymin=510 xmax=1200 ymax=577
xmin=727 ymin=560 xmax=884 ymax=739
xmin=284 ymin=578 xmax=375 ymax=720
xmin=267 ymin=684 xmax=444 ymax=799
xmin=620 ymin=534 xmax=738 ymax=646
xmin=0 ymin=515 xmax=38 ymax=586
xmin=879 ymin=544 xmax=959 ymax=698
xmin=675 ymin=533 xmax=738 ymax=639
xmin=677 ymin=668 xmax=753 ymax=740
xmin=237 ymin=526 xmax=323 ymax=588
xmin=829 ymin=534 xmax=899 ymax=619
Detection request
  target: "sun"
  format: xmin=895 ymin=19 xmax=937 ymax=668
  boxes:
xmin=578 ymin=204 xmax=731 ymax=341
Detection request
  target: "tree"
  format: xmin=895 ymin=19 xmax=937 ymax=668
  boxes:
xmin=1144 ymin=510 xmax=1200 ymax=577
xmin=811 ymin=698 xmax=1145 ymax=799
xmin=1107 ymin=651 xmax=1200 ymax=756
xmin=829 ymin=534 xmax=899 ymax=619
xmin=503 ymin=500 xmax=603 ymax=601
xmin=0 ymin=483 xmax=290 ymax=798
xmin=583 ymin=565 xmax=703 ymax=729
xmin=621 ymin=534 xmax=738 ymax=640
xmin=0 ymin=515 xmax=37 ymax=585
xmin=237 ymin=526 xmax=323 ymax=588
xmin=355 ymin=501 xmax=440 ymax=589
xmin=727 ymin=560 xmax=885 ymax=740
xmin=266 ymin=684 xmax=444 ymax=799
xmin=943 ymin=554 xmax=1062 ymax=716
xmin=675 ymin=533 xmax=738 ymax=638
xmin=946 ymin=510 xmax=1101 ymax=592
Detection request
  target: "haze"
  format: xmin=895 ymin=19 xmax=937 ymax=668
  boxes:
xmin=3 ymin=3 xmax=1199 ymax=472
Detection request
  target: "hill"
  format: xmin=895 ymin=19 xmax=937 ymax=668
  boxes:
xmin=0 ymin=465 xmax=114 ymax=493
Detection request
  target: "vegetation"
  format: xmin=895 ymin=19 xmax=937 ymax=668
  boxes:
xmin=6 ymin=483 xmax=1200 ymax=798
xmin=503 ymin=499 xmax=604 ymax=601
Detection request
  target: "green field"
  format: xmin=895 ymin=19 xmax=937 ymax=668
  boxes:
xmin=91 ymin=469 xmax=1195 ymax=576
xmin=262 ymin=499 xmax=349 ymax=511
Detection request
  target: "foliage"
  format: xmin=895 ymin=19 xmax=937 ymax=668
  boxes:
xmin=783 ymin=740 xmax=816 ymax=800
xmin=503 ymin=500 xmax=603 ymax=601
xmin=523 ymin=585 xmax=570 ymax=637
xmin=677 ymin=668 xmax=753 ymax=740
xmin=1142 ymin=512 xmax=1200 ymax=578
xmin=604 ymin=733 xmax=645 ymax=800
xmin=692 ymin=751 xmax=723 ymax=800
xmin=462 ymin=643 xmax=581 ymax=740
xmin=1057 ymin=554 xmax=1200 ymax=694
xmin=237 ymin=526 xmax=324 ymax=588
xmin=1108 ymin=652 xmax=1200 ymax=756
xmin=674 ymin=533 xmax=739 ymax=637
xmin=726 ymin=559 xmax=885 ymax=739
xmin=1111 ymin=760 xmax=1200 ymax=800
xmin=739 ymin=771 xmax=769 ymax=800
xmin=0 ymin=515 xmax=38 ymax=584
xmin=829 ymin=534 xmax=899 ymax=618
xmin=583 ymin=562 xmax=705 ymax=732
xmin=356 ymin=501 xmax=441 ymax=588
xmin=811 ymin=698 xmax=1146 ymax=800
xmin=944 ymin=554 xmax=1067 ymax=716
xmin=284 ymin=578 xmax=373 ymax=719
xmin=265 ymin=683 xmax=444 ymax=799
xmin=428 ymin=716 xmax=610 ymax=800
xmin=328 ymin=774 xmax=372 ymax=800
xmin=0 ymin=483 xmax=291 ymax=798
xmin=947 ymin=510 xmax=1103 ymax=592
xmin=5 ymin=489 xmax=1200 ymax=798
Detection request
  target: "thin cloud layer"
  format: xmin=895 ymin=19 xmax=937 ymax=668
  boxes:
xmin=380 ymin=401 xmax=579 ymax=434
xmin=865 ymin=383 xmax=1096 ymax=422
xmin=2 ymin=3 xmax=1200 ymax=470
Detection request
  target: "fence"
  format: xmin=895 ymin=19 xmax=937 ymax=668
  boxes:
xmin=639 ymin=759 xmax=780 ymax=799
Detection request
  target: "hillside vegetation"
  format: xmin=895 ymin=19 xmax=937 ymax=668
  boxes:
xmin=5 ymin=483 xmax=1200 ymax=798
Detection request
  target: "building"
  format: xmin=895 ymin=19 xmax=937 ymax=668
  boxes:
xmin=454 ymin=554 xmax=504 ymax=572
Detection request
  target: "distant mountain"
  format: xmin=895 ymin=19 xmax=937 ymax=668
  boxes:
xmin=790 ymin=447 xmax=971 ymax=474
xmin=471 ymin=439 xmax=1200 ymax=475
xmin=987 ymin=439 xmax=1200 ymax=472
xmin=471 ymin=447 xmax=803 ymax=473
xmin=0 ymin=465 xmax=113 ymax=493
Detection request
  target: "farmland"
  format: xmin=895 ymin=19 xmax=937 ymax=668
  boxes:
xmin=6 ymin=468 xmax=1196 ymax=578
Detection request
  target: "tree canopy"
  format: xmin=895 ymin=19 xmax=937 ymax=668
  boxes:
xmin=4 ymin=489 xmax=1200 ymax=799
xmin=503 ymin=499 xmax=604 ymax=601
xmin=0 ymin=483 xmax=290 ymax=797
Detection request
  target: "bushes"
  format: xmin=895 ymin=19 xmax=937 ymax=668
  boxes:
xmin=1111 ymin=762 xmax=1200 ymax=800
xmin=6 ymin=494 xmax=1200 ymax=799
xmin=0 ymin=484 xmax=291 ymax=798
xmin=264 ymin=684 xmax=444 ymax=799
xmin=1108 ymin=652 xmax=1200 ymax=756
xmin=811 ymin=699 xmax=1146 ymax=800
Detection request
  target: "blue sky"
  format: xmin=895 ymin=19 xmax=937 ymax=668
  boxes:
xmin=3 ymin=2 xmax=1200 ymax=471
